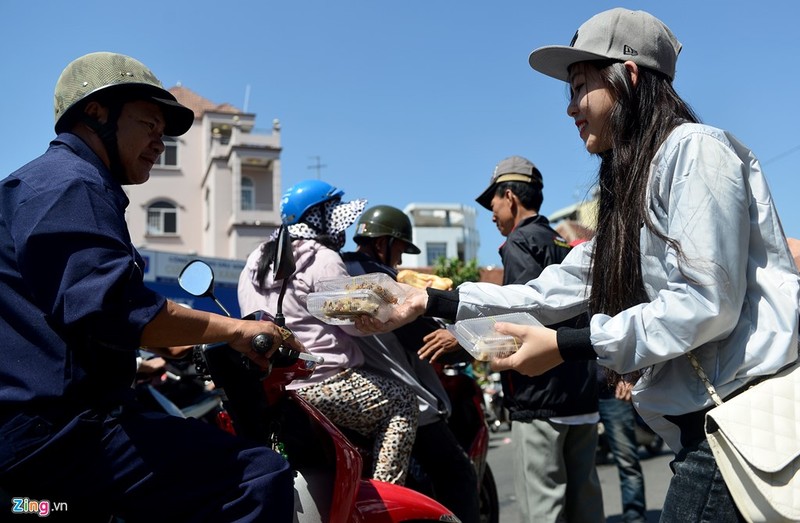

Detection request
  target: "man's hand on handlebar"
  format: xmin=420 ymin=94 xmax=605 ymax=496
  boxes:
xmin=229 ymin=320 xmax=305 ymax=368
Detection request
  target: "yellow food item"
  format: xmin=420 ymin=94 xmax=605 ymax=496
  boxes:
xmin=396 ymin=270 xmax=453 ymax=291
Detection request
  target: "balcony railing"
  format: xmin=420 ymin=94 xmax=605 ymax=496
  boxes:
xmin=208 ymin=126 xmax=279 ymax=164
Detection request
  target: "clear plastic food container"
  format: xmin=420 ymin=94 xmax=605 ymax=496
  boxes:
xmin=316 ymin=273 xmax=406 ymax=305
xmin=307 ymin=289 xmax=393 ymax=325
xmin=447 ymin=312 xmax=543 ymax=361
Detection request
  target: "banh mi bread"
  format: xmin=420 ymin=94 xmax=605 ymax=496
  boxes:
xmin=396 ymin=269 xmax=453 ymax=291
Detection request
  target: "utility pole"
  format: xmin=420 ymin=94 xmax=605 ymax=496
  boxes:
xmin=307 ymin=155 xmax=327 ymax=179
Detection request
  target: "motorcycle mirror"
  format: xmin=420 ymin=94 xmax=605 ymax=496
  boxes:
xmin=178 ymin=260 xmax=214 ymax=297
xmin=178 ymin=260 xmax=231 ymax=317
xmin=273 ymin=224 xmax=296 ymax=281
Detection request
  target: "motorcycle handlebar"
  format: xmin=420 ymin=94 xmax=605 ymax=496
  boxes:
xmin=251 ymin=333 xmax=273 ymax=355
xmin=250 ymin=334 xmax=325 ymax=365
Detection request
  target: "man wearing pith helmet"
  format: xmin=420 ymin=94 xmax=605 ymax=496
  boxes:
xmin=352 ymin=205 xmax=422 ymax=266
xmin=0 ymin=52 xmax=296 ymax=521
xmin=343 ymin=205 xmax=481 ymax=523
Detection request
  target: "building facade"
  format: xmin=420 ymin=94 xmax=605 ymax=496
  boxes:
xmin=125 ymin=86 xmax=282 ymax=261
xmin=401 ymin=203 xmax=480 ymax=268
xmin=548 ymin=187 xmax=599 ymax=244
xmin=125 ymin=86 xmax=483 ymax=286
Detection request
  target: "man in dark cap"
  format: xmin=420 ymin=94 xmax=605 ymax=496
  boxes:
xmin=476 ymin=156 xmax=602 ymax=522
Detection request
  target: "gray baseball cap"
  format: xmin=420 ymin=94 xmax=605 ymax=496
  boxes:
xmin=528 ymin=8 xmax=681 ymax=82
xmin=475 ymin=156 xmax=542 ymax=210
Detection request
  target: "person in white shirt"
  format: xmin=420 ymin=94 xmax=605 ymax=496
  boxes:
xmin=358 ymin=9 xmax=799 ymax=522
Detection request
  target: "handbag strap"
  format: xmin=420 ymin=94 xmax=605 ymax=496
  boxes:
xmin=686 ymin=352 xmax=724 ymax=407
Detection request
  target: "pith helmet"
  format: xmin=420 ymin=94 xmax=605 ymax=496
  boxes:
xmin=54 ymin=52 xmax=194 ymax=136
xmin=354 ymin=205 xmax=420 ymax=254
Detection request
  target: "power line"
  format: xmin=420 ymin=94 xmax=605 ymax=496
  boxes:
xmin=763 ymin=144 xmax=800 ymax=166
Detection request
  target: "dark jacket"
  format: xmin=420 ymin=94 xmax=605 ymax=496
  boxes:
xmin=0 ymin=134 xmax=165 ymax=415
xmin=498 ymin=215 xmax=598 ymax=420
xmin=499 ymin=214 xmax=572 ymax=286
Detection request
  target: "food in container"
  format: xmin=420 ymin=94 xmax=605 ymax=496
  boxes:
xmin=308 ymin=273 xmax=408 ymax=325
xmin=447 ymin=312 xmax=543 ymax=361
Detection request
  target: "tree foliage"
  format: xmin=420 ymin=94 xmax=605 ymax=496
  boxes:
xmin=433 ymin=257 xmax=481 ymax=288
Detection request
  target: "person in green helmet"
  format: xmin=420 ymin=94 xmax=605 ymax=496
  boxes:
xmin=340 ymin=205 xmax=480 ymax=523
xmin=0 ymin=52 xmax=296 ymax=521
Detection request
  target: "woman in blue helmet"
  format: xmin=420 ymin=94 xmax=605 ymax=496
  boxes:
xmin=238 ymin=179 xmax=418 ymax=485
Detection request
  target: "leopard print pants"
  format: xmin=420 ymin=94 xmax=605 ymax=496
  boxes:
xmin=297 ymin=367 xmax=418 ymax=484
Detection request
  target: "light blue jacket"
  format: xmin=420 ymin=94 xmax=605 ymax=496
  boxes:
xmin=454 ymin=123 xmax=800 ymax=451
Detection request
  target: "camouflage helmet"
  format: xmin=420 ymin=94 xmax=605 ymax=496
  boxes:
xmin=54 ymin=52 xmax=194 ymax=136
xmin=354 ymin=205 xmax=420 ymax=254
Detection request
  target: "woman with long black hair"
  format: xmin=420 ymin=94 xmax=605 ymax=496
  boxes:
xmin=359 ymin=9 xmax=800 ymax=521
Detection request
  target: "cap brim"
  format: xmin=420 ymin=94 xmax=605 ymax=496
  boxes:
xmin=528 ymin=45 xmax=614 ymax=82
xmin=152 ymin=96 xmax=195 ymax=136
xmin=475 ymin=184 xmax=496 ymax=210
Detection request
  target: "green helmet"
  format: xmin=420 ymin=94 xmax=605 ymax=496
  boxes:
xmin=354 ymin=205 xmax=421 ymax=254
xmin=54 ymin=52 xmax=194 ymax=136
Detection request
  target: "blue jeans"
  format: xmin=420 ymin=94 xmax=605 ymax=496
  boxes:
xmin=598 ymin=397 xmax=646 ymax=523
xmin=660 ymin=438 xmax=744 ymax=522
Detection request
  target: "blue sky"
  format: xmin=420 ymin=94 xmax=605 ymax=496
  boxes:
xmin=2 ymin=1 xmax=798 ymax=266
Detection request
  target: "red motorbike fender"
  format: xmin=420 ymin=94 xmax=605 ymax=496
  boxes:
xmin=353 ymin=479 xmax=460 ymax=523
xmin=290 ymin=392 xmax=363 ymax=523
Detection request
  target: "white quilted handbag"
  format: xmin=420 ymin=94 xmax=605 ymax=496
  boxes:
xmin=688 ymin=354 xmax=800 ymax=523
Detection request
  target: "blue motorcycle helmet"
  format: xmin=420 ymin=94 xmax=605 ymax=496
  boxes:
xmin=280 ymin=180 xmax=344 ymax=225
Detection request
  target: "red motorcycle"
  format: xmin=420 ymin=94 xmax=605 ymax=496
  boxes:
xmin=344 ymin=360 xmax=500 ymax=523
xmin=177 ymin=225 xmax=459 ymax=523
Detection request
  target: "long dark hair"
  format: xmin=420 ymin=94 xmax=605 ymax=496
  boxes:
xmin=586 ymin=61 xmax=699 ymax=316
